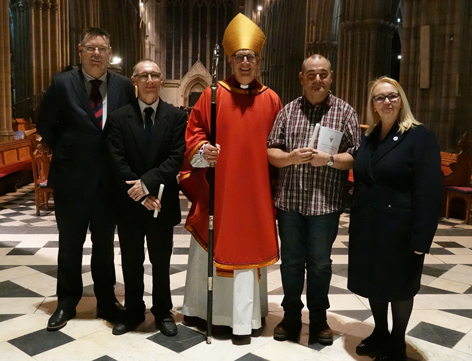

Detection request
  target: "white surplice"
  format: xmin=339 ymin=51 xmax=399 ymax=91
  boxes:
xmin=182 ymin=237 xmax=268 ymax=335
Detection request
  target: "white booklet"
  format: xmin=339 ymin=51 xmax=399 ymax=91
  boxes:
xmin=308 ymin=124 xmax=343 ymax=154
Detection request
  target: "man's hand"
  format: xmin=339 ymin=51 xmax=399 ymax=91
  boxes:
xmin=289 ymin=147 xmax=315 ymax=165
xmin=203 ymin=143 xmax=221 ymax=163
xmin=310 ymin=149 xmax=331 ymax=167
xmin=126 ymin=180 xmax=146 ymax=201
xmin=142 ymin=195 xmax=161 ymax=211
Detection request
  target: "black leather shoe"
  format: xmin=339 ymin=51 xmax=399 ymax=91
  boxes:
xmin=374 ymin=341 xmax=407 ymax=361
xmin=47 ymin=308 xmax=76 ymax=331
xmin=97 ymin=302 xmax=126 ymax=323
xmin=273 ymin=318 xmax=302 ymax=342
xmin=182 ymin=315 xmax=204 ymax=327
xmin=356 ymin=331 xmax=390 ymax=357
xmin=156 ymin=316 xmax=178 ymax=337
xmin=112 ymin=318 xmax=143 ymax=336
xmin=232 ymin=334 xmax=251 ymax=345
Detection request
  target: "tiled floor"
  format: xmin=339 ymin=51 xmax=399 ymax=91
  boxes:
xmin=1 ymin=184 xmax=472 ymax=360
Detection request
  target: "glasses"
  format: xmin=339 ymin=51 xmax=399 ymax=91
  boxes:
xmin=232 ymin=53 xmax=257 ymax=62
xmin=133 ymin=72 xmax=162 ymax=81
xmin=373 ymin=93 xmax=400 ymax=103
xmin=82 ymin=45 xmax=110 ymax=54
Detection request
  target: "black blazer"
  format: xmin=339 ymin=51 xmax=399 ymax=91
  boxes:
xmin=37 ymin=67 xmax=135 ymax=196
xmin=107 ymin=98 xmax=187 ymax=227
xmin=348 ymin=123 xmax=442 ymax=301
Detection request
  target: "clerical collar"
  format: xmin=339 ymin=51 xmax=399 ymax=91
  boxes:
xmin=226 ymin=75 xmax=260 ymax=91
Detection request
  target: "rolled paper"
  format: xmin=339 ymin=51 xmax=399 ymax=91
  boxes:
xmin=308 ymin=123 xmax=320 ymax=148
xmin=153 ymin=184 xmax=165 ymax=218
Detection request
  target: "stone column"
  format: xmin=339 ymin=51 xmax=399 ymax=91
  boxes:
xmin=259 ymin=0 xmax=306 ymax=104
xmin=337 ymin=0 xmax=399 ymax=123
xmin=0 ymin=0 xmax=15 ymax=141
xmin=305 ymin=0 xmax=341 ymax=94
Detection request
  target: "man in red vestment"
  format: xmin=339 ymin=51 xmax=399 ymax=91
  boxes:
xmin=180 ymin=13 xmax=282 ymax=343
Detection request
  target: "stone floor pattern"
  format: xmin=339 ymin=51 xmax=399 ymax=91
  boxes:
xmin=1 ymin=183 xmax=472 ymax=361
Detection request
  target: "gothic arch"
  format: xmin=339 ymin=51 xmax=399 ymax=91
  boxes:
xmin=180 ymin=60 xmax=211 ymax=107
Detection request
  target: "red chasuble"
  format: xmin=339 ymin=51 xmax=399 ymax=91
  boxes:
xmin=180 ymin=75 xmax=282 ymax=275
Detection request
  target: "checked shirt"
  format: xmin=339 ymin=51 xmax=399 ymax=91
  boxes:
xmin=267 ymin=93 xmax=361 ymax=216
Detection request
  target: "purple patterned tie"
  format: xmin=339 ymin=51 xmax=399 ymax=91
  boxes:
xmin=90 ymin=79 xmax=103 ymax=129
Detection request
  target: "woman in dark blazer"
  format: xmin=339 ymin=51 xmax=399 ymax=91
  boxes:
xmin=348 ymin=77 xmax=442 ymax=361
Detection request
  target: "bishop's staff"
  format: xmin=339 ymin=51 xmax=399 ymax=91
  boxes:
xmin=206 ymin=44 xmax=219 ymax=344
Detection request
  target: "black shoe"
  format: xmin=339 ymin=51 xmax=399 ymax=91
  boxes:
xmin=309 ymin=321 xmax=333 ymax=345
xmin=374 ymin=341 xmax=407 ymax=361
xmin=97 ymin=301 xmax=125 ymax=323
xmin=112 ymin=318 xmax=144 ymax=336
xmin=182 ymin=315 xmax=204 ymax=327
xmin=356 ymin=331 xmax=390 ymax=357
xmin=156 ymin=316 xmax=178 ymax=337
xmin=273 ymin=318 xmax=302 ymax=342
xmin=375 ymin=349 xmax=407 ymax=361
xmin=47 ymin=308 xmax=76 ymax=331
xmin=232 ymin=334 xmax=251 ymax=345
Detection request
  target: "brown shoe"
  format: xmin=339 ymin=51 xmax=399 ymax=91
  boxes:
xmin=273 ymin=318 xmax=302 ymax=342
xmin=309 ymin=321 xmax=333 ymax=345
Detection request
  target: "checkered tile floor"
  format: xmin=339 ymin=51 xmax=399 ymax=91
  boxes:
xmin=1 ymin=183 xmax=472 ymax=360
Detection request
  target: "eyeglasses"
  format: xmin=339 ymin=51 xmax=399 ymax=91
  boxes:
xmin=373 ymin=93 xmax=400 ymax=103
xmin=232 ymin=53 xmax=257 ymax=62
xmin=82 ymin=45 xmax=110 ymax=54
xmin=133 ymin=72 xmax=162 ymax=81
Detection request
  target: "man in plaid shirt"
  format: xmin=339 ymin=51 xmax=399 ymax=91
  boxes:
xmin=267 ymin=54 xmax=361 ymax=345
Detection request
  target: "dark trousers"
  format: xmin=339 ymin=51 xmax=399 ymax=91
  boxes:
xmin=117 ymin=218 xmax=174 ymax=322
xmin=54 ymin=191 xmax=117 ymax=310
xmin=277 ymin=209 xmax=341 ymax=322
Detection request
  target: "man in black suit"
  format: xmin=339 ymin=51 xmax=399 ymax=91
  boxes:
xmin=107 ymin=59 xmax=187 ymax=336
xmin=37 ymin=27 xmax=135 ymax=331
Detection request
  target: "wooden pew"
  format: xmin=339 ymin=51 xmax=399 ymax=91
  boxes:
xmin=0 ymin=133 xmax=36 ymax=195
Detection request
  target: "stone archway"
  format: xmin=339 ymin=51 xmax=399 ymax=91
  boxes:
xmin=180 ymin=61 xmax=211 ymax=107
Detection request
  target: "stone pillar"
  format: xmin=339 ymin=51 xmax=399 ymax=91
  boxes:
xmin=259 ymin=0 xmax=306 ymax=104
xmin=305 ymin=0 xmax=341 ymax=94
xmin=0 ymin=0 xmax=15 ymax=141
xmin=337 ymin=0 xmax=399 ymax=123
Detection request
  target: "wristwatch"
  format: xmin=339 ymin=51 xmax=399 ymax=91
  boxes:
xmin=327 ymin=154 xmax=334 ymax=167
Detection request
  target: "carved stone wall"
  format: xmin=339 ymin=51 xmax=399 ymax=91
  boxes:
xmin=401 ymin=0 xmax=472 ymax=151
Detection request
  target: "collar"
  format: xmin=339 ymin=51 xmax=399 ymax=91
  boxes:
xmin=81 ymin=69 xmax=107 ymax=83
xmin=138 ymin=98 xmax=159 ymax=115
xmin=300 ymin=92 xmax=332 ymax=110
xmin=220 ymin=75 xmax=266 ymax=95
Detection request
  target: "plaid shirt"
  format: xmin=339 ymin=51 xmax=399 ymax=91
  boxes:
xmin=267 ymin=93 xmax=360 ymax=216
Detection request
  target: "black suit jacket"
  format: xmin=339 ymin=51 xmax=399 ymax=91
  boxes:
xmin=37 ymin=67 xmax=135 ymax=196
xmin=107 ymin=98 xmax=187 ymax=227
xmin=348 ymin=123 xmax=442 ymax=300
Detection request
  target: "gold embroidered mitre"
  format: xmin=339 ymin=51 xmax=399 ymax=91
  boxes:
xmin=222 ymin=13 xmax=266 ymax=57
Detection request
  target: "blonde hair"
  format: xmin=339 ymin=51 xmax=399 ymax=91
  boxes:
xmin=365 ymin=76 xmax=421 ymax=135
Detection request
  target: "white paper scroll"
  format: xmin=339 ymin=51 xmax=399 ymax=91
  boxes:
xmin=153 ymin=184 xmax=164 ymax=218
xmin=308 ymin=123 xmax=320 ymax=148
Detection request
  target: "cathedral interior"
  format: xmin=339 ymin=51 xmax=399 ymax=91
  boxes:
xmin=1 ymin=1 xmax=472 ymax=360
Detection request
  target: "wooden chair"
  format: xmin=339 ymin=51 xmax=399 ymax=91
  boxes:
xmin=445 ymin=186 xmax=472 ymax=224
xmin=30 ymin=141 xmax=53 ymax=216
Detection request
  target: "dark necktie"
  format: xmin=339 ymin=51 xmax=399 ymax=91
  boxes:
xmin=90 ymin=79 xmax=103 ymax=129
xmin=144 ymin=107 xmax=154 ymax=142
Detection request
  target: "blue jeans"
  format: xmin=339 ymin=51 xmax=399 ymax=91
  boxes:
xmin=277 ymin=208 xmax=341 ymax=322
